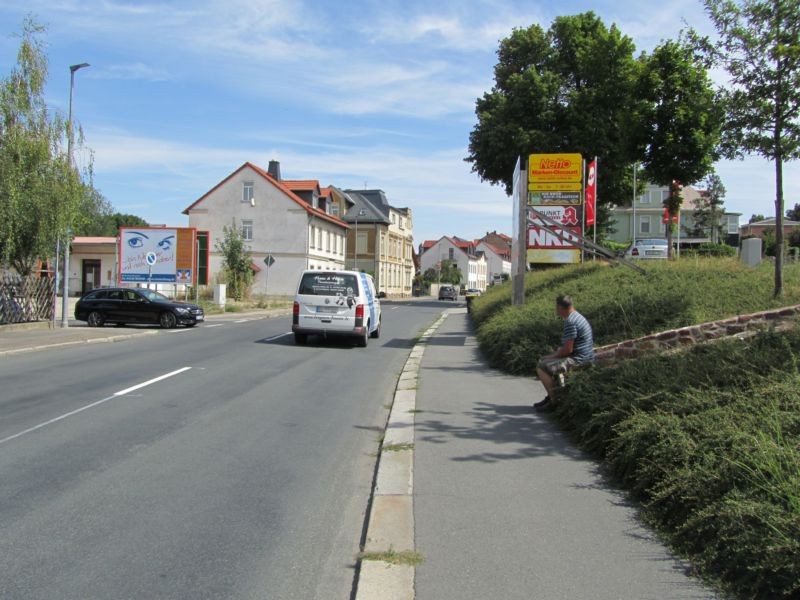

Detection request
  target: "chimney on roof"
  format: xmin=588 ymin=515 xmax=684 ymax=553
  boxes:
xmin=268 ymin=160 xmax=281 ymax=181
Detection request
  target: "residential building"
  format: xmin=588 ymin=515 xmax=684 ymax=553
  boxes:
xmin=183 ymin=161 xmax=349 ymax=296
xmin=342 ymin=189 xmax=415 ymax=297
xmin=69 ymin=237 xmax=118 ymax=295
xmin=607 ymin=184 xmax=741 ymax=247
xmin=739 ymin=217 xmax=800 ymax=239
xmin=476 ymin=240 xmax=511 ymax=284
xmin=419 ymin=236 xmax=488 ymax=291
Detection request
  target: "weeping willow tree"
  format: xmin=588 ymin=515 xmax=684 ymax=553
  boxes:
xmin=0 ymin=18 xmax=95 ymax=275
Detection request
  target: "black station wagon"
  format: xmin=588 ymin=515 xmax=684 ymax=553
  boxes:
xmin=75 ymin=287 xmax=204 ymax=328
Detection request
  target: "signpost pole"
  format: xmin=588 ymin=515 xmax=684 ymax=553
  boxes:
xmin=512 ymin=157 xmax=527 ymax=306
xmin=581 ymin=159 xmax=586 ymax=263
xmin=593 ymin=156 xmax=598 ymax=259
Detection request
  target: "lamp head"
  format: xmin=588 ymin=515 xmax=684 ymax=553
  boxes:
xmin=70 ymin=63 xmax=90 ymax=73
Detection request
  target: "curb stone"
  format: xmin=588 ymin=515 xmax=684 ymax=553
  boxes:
xmin=355 ymin=310 xmax=451 ymax=600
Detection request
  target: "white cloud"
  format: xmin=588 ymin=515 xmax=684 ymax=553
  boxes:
xmin=88 ymin=62 xmax=171 ymax=82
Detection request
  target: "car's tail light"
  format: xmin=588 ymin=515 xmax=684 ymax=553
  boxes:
xmin=355 ymin=304 xmax=364 ymax=319
xmin=631 ymin=247 xmax=639 ymax=256
xmin=293 ymin=301 xmax=300 ymax=325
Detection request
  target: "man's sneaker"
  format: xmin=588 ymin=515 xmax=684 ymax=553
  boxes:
xmin=556 ymin=373 xmax=566 ymax=388
xmin=533 ymin=396 xmax=552 ymax=412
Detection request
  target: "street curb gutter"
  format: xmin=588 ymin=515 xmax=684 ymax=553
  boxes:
xmin=355 ymin=311 xmax=451 ymax=600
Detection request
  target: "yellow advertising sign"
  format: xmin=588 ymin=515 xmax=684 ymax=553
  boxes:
xmin=529 ymin=181 xmax=582 ymax=192
xmin=528 ymin=153 xmax=583 ymax=183
xmin=527 ymin=248 xmax=582 ymax=264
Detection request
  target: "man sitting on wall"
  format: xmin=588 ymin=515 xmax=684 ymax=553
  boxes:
xmin=534 ymin=295 xmax=595 ymax=413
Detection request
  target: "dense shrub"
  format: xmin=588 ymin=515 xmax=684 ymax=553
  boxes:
xmin=471 ymin=258 xmax=800 ymax=375
xmin=553 ymin=328 xmax=800 ymax=599
xmin=684 ymin=242 xmax=737 ymax=257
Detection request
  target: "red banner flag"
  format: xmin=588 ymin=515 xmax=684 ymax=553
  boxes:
xmin=585 ymin=160 xmax=597 ymax=226
xmin=662 ymin=207 xmax=679 ymax=224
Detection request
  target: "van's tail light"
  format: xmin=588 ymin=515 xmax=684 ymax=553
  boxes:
xmin=293 ymin=301 xmax=300 ymax=325
xmin=355 ymin=304 xmax=364 ymax=319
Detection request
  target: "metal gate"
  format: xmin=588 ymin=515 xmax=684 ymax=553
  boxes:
xmin=0 ymin=274 xmax=56 ymax=324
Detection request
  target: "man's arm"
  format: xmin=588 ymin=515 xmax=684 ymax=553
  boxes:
xmin=553 ymin=338 xmax=574 ymax=358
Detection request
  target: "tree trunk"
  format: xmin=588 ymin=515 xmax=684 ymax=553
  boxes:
xmin=666 ymin=218 xmax=674 ymax=260
xmin=774 ymin=156 xmax=784 ymax=297
xmin=773 ymin=16 xmax=784 ymax=299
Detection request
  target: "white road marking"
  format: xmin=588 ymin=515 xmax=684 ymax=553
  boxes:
xmin=167 ymin=329 xmax=193 ymax=334
xmin=234 ymin=319 xmax=249 ymax=324
xmin=114 ymin=367 xmax=192 ymax=396
xmin=204 ymin=324 xmax=223 ymax=328
xmin=264 ymin=332 xmax=292 ymax=342
xmin=0 ymin=367 xmax=193 ymax=446
xmin=391 ymin=306 xmax=400 ymax=310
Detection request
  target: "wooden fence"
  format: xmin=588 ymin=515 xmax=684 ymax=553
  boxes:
xmin=0 ymin=274 xmax=56 ymax=324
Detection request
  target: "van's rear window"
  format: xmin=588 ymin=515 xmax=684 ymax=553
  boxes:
xmin=299 ymin=273 xmax=359 ymax=296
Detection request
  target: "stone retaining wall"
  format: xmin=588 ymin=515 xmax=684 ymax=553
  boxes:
xmin=594 ymin=305 xmax=800 ymax=364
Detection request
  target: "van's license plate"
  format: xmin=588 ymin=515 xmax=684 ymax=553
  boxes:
xmin=316 ymin=306 xmax=338 ymax=314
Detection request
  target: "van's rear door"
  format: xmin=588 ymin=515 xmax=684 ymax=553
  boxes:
xmin=296 ymin=272 xmax=360 ymax=331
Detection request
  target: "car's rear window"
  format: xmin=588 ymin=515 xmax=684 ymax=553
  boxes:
xmin=298 ymin=272 xmax=359 ymax=296
xmin=639 ymin=239 xmax=668 ymax=246
xmin=84 ymin=290 xmax=106 ymax=300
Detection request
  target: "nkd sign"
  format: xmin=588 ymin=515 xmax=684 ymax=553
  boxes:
xmin=527 ymin=225 xmax=582 ymax=249
xmin=119 ymin=226 xmax=198 ymax=284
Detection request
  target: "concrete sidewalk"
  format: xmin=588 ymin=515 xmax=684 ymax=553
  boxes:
xmin=412 ymin=310 xmax=717 ymax=600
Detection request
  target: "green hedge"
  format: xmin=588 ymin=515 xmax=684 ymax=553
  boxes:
xmin=471 ymin=258 xmax=800 ymax=376
xmin=553 ymin=329 xmax=800 ymax=599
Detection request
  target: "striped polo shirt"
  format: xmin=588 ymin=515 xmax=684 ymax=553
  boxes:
xmin=562 ymin=310 xmax=595 ymax=363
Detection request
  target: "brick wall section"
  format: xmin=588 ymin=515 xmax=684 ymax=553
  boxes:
xmin=594 ymin=305 xmax=800 ymax=365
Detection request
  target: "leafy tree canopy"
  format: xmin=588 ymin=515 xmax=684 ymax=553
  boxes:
xmin=467 ymin=12 xmax=642 ymax=217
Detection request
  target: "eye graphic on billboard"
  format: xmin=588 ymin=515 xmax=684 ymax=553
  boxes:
xmin=120 ymin=228 xmax=179 ymax=283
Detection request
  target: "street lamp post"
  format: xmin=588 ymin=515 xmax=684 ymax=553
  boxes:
xmin=353 ymin=208 xmax=366 ymax=269
xmin=62 ymin=62 xmax=90 ymax=328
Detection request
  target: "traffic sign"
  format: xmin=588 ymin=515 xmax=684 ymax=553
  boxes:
xmin=145 ymin=252 xmax=157 ymax=266
xmin=263 ymin=254 xmax=275 ymax=267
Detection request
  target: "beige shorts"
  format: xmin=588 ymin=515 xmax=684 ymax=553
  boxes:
xmin=537 ymin=356 xmax=579 ymax=376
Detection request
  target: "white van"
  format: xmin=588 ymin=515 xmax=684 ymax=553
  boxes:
xmin=292 ymin=270 xmax=381 ymax=347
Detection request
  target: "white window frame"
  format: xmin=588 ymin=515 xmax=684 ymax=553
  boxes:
xmin=727 ymin=216 xmax=738 ymax=234
xmin=242 ymin=181 xmax=254 ymax=204
xmin=639 ymin=215 xmax=651 ymax=234
xmin=356 ymin=232 xmax=368 ymax=254
xmin=241 ymin=219 xmax=253 ymax=241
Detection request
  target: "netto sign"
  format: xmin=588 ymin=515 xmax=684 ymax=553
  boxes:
xmin=528 ymin=153 xmax=583 ymax=183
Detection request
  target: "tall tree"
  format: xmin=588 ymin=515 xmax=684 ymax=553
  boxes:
xmin=215 ymin=221 xmax=253 ymax=301
xmin=699 ymin=0 xmax=800 ymax=296
xmin=466 ymin=12 xmax=643 ymax=231
xmin=787 ymin=202 xmax=800 ymax=221
xmin=638 ymin=40 xmax=723 ymax=258
xmin=0 ymin=18 xmax=93 ymax=274
xmin=691 ymin=172 xmax=727 ymax=242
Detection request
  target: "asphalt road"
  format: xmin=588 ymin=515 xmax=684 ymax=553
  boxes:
xmin=0 ymin=301 xmax=450 ymax=600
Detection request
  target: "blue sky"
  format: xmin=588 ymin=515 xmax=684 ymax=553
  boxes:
xmin=0 ymin=0 xmax=797 ymax=245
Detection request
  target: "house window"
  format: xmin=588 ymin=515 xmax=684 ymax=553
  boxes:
xmin=727 ymin=215 xmax=739 ymax=234
xmin=639 ymin=216 xmax=651 ymax=234
xmin=448 ymin=248 xmax=454 ymax=260
xmin=310 ymin=226 xmax=316 ymax=249
xmin=357 ymin=232 xmax=368 ymax=254
xmin=317 ymin=228 xmax=322 ymax=250
xmin=241 ymin=220 xmax=253 ymax=241
xmin=242 ymin=181 xmax=254 ymax=204
xmin=331 ymin=204 xmax=339 ymax=216
xmin=326 ymin=231 xmax=331 ymax=252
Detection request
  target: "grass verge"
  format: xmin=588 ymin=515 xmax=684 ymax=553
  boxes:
xmin=471 ymin=258 xmax=800 ymax=376
xmin=552 ymin=326 xmax=800 ymax=599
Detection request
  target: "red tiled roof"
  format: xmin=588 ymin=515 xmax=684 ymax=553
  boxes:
xmin=183 ymin=163 xmax=348 ymax=229
xmin=283 ymin=180 xmax=321 ymax=192
xmin=479 ymin=241 xmax=509 ymax=257
xmin=72 ymin=236 xmax=117 ymax=244
xmin=421 ymin=240 xmax=437 ymax=249
xmin=320 ymin=186 xmax=333 ymax=198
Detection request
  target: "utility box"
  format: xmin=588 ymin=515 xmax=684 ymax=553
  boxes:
xmin=213 ymin=284 xmax=226 ymax=307
xmin=741 ymin=238 xmax=762 ymax=267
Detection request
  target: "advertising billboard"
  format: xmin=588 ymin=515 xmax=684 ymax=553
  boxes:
xmin=527 ymin=152 xmax=583 ymax=265
xmin=119 ymin=227 xmax=197 ymax=284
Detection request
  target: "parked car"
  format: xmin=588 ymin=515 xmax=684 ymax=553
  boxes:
xmin=75 ymin=287 xmax=204 ymax=328
xmin=292 ymin=269 xmax=381 ymax=347
xmin=464 ymin=288 xmax=482 ymax=297
xmin=438 ymin=285 xmax=458 ymax=301
xmin=626 ymin=238 xmax=669 ymax=259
